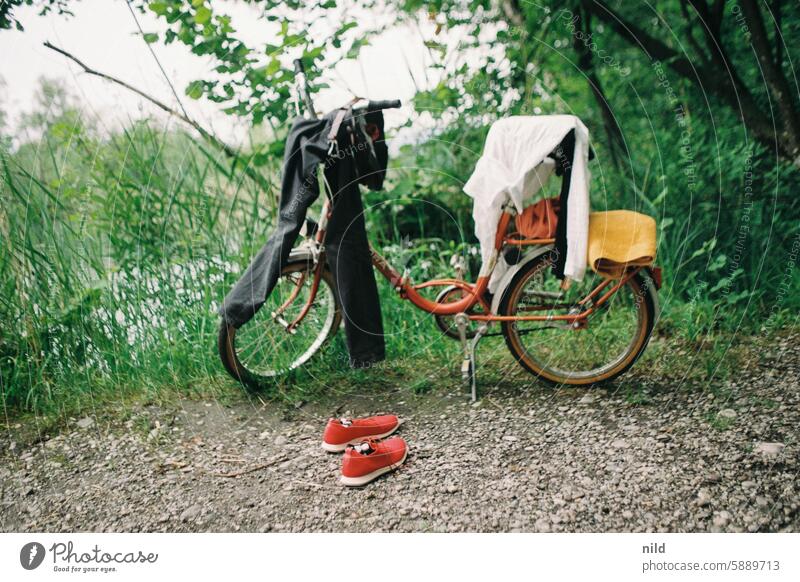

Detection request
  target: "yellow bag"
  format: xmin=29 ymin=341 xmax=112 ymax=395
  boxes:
xmin=587 ymin=210 xmax=657 ymax=279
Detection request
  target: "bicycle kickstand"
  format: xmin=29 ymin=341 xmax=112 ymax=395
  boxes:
xmin=455 ymin=313 xmax=489 ymax=402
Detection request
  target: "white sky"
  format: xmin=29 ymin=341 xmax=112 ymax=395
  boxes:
xmin=0 ymin=0 xmax=442 ymax=146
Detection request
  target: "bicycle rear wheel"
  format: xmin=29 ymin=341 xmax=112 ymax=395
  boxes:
xmin=499 ymin=253 xmax=656 ymax=386
xmin=218 ymin=259 xmax=341 ymax=389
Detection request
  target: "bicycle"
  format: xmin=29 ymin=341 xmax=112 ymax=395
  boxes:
xmin=218 ymin=60 xmax=661 ymax=399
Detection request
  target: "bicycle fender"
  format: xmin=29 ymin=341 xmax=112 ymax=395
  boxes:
xmin=642 ymin=267 xmax=661 ymax=323
xmin=490 ymin=244 xmax=556 ymax=315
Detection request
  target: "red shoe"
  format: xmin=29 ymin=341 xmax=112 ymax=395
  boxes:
xmin=340 ymin=437 xmax=408 ymax=486
xmin=321 ymin=415 xmax=400 ymax=452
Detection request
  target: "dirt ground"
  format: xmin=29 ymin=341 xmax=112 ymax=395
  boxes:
xmin=1 ymin=334 xmax=798 ymax=532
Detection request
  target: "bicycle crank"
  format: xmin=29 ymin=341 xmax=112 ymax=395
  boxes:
xmin=435 ymin=285 xmax=478 ymax=340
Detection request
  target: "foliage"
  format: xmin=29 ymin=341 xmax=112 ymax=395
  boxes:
xmin=134 ymin=0 xmax=385 ymax=125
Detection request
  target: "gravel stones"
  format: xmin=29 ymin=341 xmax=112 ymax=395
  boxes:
xmin=754 ymin=442 xmax=785 ymax=456
xmin=180 ymin=505 xmax=201 ymax=523
xmin=76 ymin=417 xmax=95 ymax=429
xmin=1 ymin=333 xmax=798 ymax=533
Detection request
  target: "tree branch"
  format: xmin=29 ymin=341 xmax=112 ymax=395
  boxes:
xmin=588 ymin=0 xmax=698 ymax=78
xmin=687 ymin=0 xmax=723 ymax=63
xmin=771 ymin=0 xmax=782 ymax=65
xmin=710 ymin=0 xmax=726 ymax=35
xmin=43 ymin=41 xmax=275 ymax=196
xmin=738 ymin=0 xmax=800 ymax=158
xmin=679 ymin=0 xmax=711 ymax=65
xmin=586 ymin=0 xmax=799 ymax=166
xmin=573 ymin=3 xmax=626 ymax=169
xmin=685 ymin=0 xmax=754 ymax=122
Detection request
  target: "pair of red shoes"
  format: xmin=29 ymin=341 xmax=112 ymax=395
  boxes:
xmin=322 ymin=415 xmax=407 ymax=486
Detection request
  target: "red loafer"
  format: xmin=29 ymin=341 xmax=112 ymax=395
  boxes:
xmin=340 ymin=437 xmax=408 ymax=486
xmin=321 ymin=415 xmax=400 ymax=452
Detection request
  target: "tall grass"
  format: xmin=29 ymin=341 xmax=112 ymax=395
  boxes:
xmin=0 ymin=104 xmax=278 ymax=414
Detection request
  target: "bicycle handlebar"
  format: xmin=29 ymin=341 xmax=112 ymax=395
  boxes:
xmin=367 ymin=99 xmax=402 ymax=111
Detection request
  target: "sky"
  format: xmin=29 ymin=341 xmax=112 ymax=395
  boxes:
xmin=0 ymin=0 xmax=438 ymax=146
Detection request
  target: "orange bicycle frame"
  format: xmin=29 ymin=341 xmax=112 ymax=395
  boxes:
xmin=286 ymin=206 xmax=643 ymax=329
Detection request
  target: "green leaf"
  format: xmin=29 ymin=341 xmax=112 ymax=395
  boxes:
xmin=142 ymin=32 xmax=159 ymax=43
xmin=346 ymin=37 xmax=369 ymax=59
xmin=185 ymin=80 xmax=204 ymax=100
xmin=149 ymin=2 xmax=168 ymax=16
xmin=708 ymin=254 xmax=727 ymax=272
xmin=424 ymin=40 xmax=446 ymax=55
xmin=194 ymin=6 xmax=212 ymax=25
xmin=266 ymin=58 xmax=281 ymax=76
xmin=688 ymin=238 xmax=716 ymax=261
xmin=337 ymin=21 xmax=358 ymax=35
xmin=303 ymin=45 xmax=324 ymax=60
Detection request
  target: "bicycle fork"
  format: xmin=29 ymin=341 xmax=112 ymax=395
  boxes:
xmin=454 ymin=313 xmax=489 ymax=402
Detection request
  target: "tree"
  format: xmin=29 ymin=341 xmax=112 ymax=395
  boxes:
xmin=133 ymin=0 xmax=378 ymax=126
xmin=498 ymin=0 xmax=799 ymax=167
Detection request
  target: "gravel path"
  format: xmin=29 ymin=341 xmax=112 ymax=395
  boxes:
xmin=1 ymin=335 xmax=798 ymax=532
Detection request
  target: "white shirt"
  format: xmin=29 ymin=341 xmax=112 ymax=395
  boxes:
xmin=463 ymin=115 xmax=591 ymax=291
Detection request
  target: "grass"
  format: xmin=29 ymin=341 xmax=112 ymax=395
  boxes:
xmin=623 ymin=384 xmax=652 ymax=406
xmin=706 ymin=411 xmax=736 ymax=432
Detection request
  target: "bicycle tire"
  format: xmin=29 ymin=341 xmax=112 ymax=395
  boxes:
xmin=499 ymin=254 xmax=657 ymax=386
xmin=218 ymin=259 xmax=342 ymax=390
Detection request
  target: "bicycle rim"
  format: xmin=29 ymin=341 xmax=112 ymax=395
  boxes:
xmin=501 ymin=257 xmax=653 ymax=385
xmin=228 ymin=261 xmax=340 ymax=379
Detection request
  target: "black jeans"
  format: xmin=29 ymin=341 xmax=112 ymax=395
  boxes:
xmin=323 ymin=172 xmax=385 ymax=367
xmin=219 ymin=112 xmax=386 ymax=367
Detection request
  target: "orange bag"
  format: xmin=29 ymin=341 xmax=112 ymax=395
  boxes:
xmin=515 ymin=197 xmax=560 ymax=239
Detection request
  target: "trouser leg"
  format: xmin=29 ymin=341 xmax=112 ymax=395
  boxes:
xmin=324 ymin=187 xmax=386 ymax=367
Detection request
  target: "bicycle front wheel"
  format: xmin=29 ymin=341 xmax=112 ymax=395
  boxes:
xmin=218 ymin=259 xmax=341 ymax=389
xmin=499 ymin=253 xmax=656 ymax=386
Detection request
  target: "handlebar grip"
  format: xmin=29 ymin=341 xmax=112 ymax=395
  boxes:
xmin=293 ymin=59 xmax=305 ymax=74
xmin=367 ymin=99 xmax=401 ymax=111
